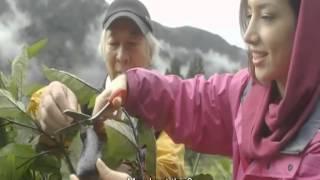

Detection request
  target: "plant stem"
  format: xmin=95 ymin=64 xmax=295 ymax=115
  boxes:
xmin=62 ymin=149 xmax=76 ymax=173
xmin=122 ymin=108 xmax=144 ymax=180
xmin=0 ymin=122 xmax=10 ymax=128
xmin=55 ymin=135 xmax=76 ymax=174
xmin=2 ymin=118 xmax=77 ymax=173
xmin=63 ymin=150 xmax=76 ymax=173
xmin=192 ymin=153 xmax=201 ymax=176
xmin=3 ymin=118 xmax=39 ymax=132
xmin=17 ymin=149 xmax=57 ymax=169
xmin=36 ymin=126 xmax=76 ymax=174
xmin=122 ymin=109 xmax=140 ymax=146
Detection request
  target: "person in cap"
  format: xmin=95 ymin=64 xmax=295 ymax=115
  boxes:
xmin=28 ymin=0 xmax=185 ymax=179
xmin=92 ymin=0 xmax=320 ymax=179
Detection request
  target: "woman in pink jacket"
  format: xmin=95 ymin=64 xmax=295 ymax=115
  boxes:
xmin=90 ymin=0 xmax=320 ymax=179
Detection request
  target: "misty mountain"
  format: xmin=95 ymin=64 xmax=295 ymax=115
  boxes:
xmin=0 ymin=0 xmax=247 ymax=87
xmin=152 ymin=21 xmax=246 ymax=77
xmin=152 ymin=21 xmax=245 ymax=63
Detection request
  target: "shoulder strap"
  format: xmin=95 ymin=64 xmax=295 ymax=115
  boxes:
xmin=281 ymin=99 xmax=320 ymax=154
xmin=241 ymin=78 xmax=252 ymax=102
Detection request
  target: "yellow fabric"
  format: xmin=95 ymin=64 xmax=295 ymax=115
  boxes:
xmin=27 ymin=87 xmax=185 ymax=178
xmin=156 ymin=132 xmax=185 ymax=178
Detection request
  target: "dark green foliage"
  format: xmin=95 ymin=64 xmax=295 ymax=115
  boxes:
xmin=186 ymin=54 xmax=205 ymax=78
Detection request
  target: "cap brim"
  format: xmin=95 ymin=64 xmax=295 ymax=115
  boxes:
xmin=103 ymin=11 xmax=150 ymax=34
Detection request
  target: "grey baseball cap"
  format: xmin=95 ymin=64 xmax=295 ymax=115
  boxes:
xmin=102 ymin=0 xmax=153 ymax=34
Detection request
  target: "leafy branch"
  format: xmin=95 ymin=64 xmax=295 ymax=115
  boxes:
xmin=0 ymin=38 xmax=78 ymax=179
xmin=123 ymin=108 xmax=145 ymax=179
xmin=17 ymin=149 xmax=58 ymax=170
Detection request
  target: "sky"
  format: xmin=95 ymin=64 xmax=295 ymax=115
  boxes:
xmin=106 ymin=0 xmax=246 ymax=48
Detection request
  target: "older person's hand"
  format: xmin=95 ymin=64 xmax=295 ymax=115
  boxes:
xmin=70 ymin=159 xmax=131 ymax=180
xmin=37 ymin=81 xmax=78 ymax=134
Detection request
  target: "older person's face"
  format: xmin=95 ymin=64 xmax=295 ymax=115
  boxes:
xmin=104 ymin=18 xmax=151 ymax=80
xmin=244 ymin=0 xmax=296 ymax=86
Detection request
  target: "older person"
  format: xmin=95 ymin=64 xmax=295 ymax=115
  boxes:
xmin=29 ymin=0 xmax=185 ymax=179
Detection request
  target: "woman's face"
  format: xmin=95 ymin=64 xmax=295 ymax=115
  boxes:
xmin=244 ymin=0 xmax=296 ymax=85
xmin=104 ymin=18 xmax=151 ymax=80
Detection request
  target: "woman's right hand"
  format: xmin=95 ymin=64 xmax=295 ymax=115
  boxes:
xmin=93 ymin=74 xmax=128 ymax=118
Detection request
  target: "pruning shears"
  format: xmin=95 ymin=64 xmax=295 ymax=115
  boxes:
xmin=54 ymin=102 xmax=112 ymax=135
xmin=56 ymin=89 xmax=127 ymax=135
xmin=55 ymin=102 xmax=112 ymax=179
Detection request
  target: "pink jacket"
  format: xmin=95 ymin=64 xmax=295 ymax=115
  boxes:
xmin=124 ymin=68 xmax=320 ymax=180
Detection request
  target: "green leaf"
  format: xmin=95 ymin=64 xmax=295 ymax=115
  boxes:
xmin=0 ymin=154 xmax=16 ymax=179
xmin=211 ymin=156 xmax=232 ymax=178
xmin=13 ymin=124 xmax=37 ymax=145
xmin=27 ymin=38 xmax=48 ymax=58
xmin=67 ymin=128 xmax=136 ymax=176
xmin=67 ymin=131 xmax=82 ymax=169
xmin=4 ymin=124 xmax=17 ymax=144
xmin=47 ymin=173 xmax=62 ymax=180
xmin=102 ymin=122 xmax=137 ymax=169
xmin=185 ymin=153 xmax=232 ymax=179
xmin=137 ymin=120 xmax=156 ymax=176
xmin=0 ymin=143 xmax=36 ymax=179
xmin=191 ymin=174 xmax=214 ymax=180
xmin=0 ymin=143 xmax=35 ymax=160
xmin=60 ymin=157 xmax=74 ymax=180
xmin=0 ymin=118 xmax=9 ymax=148
xmin=217 ymin=156 xmax=232 ymax=173
xmin=66 ymin=123 xmax=139 ymax=175
xmin=42 ymin=66 xmax=99 ymax=106
xmin=31 ymin=153 xmax=61 ymax=174
xmin=22 ymin=83 xmax=45 ymax=98
xmin=88 ymin=95 xmax=96 ymax=109
xmin=102 ymin=118 xmax=156 ymax=176
xmin=65 ymin=119 xmax=156 ymax=177
xmin=0 ymin=89 xmax=36 ymax=128
xmin=9 ymin=47 xmax=29 ymax=100
xmin=105 ymin=120 xmax=137 ymax=147
xmin=0 ymin=72 xmax=8 ymax=90
xmin=8 ymin=39 xmax=47 ymax=100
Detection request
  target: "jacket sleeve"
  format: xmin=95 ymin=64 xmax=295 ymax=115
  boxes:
xmin=124 ymin=68 xmax=248 ymax=156
xmin=156 ymin=131 xmax=185 ymax=178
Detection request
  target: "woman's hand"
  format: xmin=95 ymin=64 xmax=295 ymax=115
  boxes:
xmin=70 ymin=159 xmax=131 ymax=180
xmin=93 ymin=74 xmax=127 ymax=119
